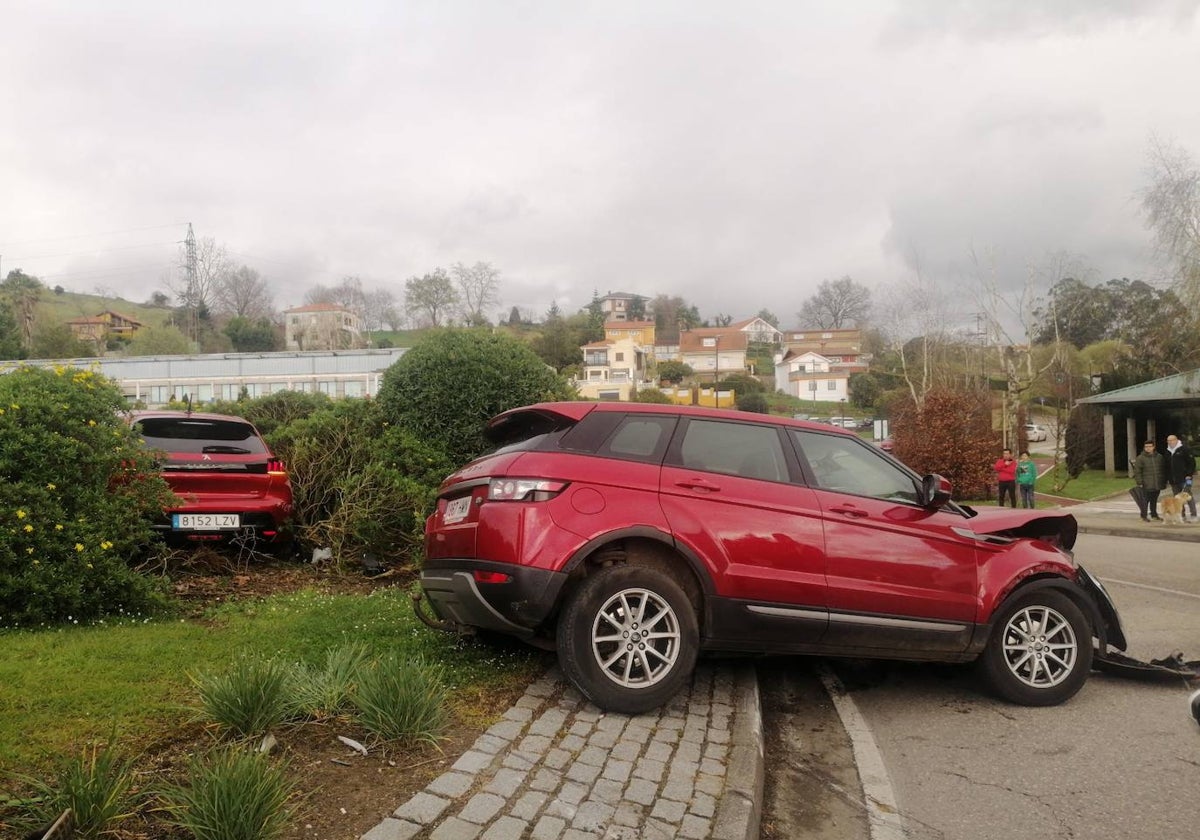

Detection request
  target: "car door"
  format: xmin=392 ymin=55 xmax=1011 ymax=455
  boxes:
xmin=658 ymin=416 xmax=828 ymax=649
xmin=787 ymin=429 xmax=979 ymax=654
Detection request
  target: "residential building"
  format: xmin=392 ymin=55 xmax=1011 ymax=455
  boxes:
xmin=597 ymin=291 xmax=649 ymax=322
xmin=65 ymin=310 xmax=143 ymax=345
xmin=729 ymin=316 xmax=783 ymax=345
xmin=774 ymin=349 xmax=868 ymax=403
xmin=576 ymin=335 xmax=649 ymax=401
xmin=678 ymin=328 xmax=749 ymax=383
xmin=604 ymin=320 xmax=657 ymax=354
xmin=284 ymin=303 xmax=362 ymax=350
xmin=778 ymin=328 xmax=867 ymax=365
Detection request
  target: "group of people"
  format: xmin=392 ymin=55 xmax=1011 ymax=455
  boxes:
xmin=1133 ymin=434 xmax=1197 ymax=522
xmin=993 ymin=448 xmax=1038 ymax=509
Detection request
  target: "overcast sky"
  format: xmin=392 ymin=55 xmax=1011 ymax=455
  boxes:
xmin=3 ymin=0 xmax=1199 ymax=330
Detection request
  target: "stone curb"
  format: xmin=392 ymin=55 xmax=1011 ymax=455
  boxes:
xmin=710 ymin=664 xmax=763 ymax=840
xmin=1074 ymin=517 xmax=1200 ymax=543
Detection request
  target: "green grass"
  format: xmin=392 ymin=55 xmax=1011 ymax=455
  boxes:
xmin=0 ymin=588 xmax=542 ymax=776
xmin=1035 ymin=466 xmax=1131 ymax=501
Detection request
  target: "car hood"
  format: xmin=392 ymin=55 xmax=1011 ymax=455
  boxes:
xmin=962 ymin=506 xmax=1078 ymax=551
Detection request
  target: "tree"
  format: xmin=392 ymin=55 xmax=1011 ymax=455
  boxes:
xmin=127 ymin=323 xmax=192 ymax=355
xmin=891 ymin=387 xmax=996 ymax=500
xmin=1 ymin=269 xmax=43 ymax=351
xmin=224 ymin=316 xmax=281 ymax=352
xmin=848 ymin=371 xmax=881 ymax=409
xmin=377 ymin=329 xmax=575 ymax=462
xmin=0 ymin=300 xmax=24 ymax=360
xmin=405 ymin=269 xmax=459 ymax=328
xmin=1034 ymin=276 xmax=1113 ymax=347
xmin=362 ymin=288 xmax=400 ymax=333
xmin=656 ymin=360 xmax=693 ymax=384
xmin=214 ymin=265 xmax=273 ymax=319
xmin=798 ymin=276 xmax=871 ymax=329
xmin=755 ymin=308 xmax=779 ymax=328
xmin=30 ymin=322 xmax=90 ymax=359
xmin=1141 ymin=137 xmax=1200 ymax=314
xmin=451 ymin=261 xmax=501 ymax=327
xmin=531 ymin=308 xmax=594 ymax=371
xmin=171 ymin=234 xmax=231 ymax=341
xmin=713 ymin=313 xmax=733 ymax=327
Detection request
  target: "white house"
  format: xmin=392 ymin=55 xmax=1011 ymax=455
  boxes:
xmin=774 ymin=350 xmax=865 ymax=403
xmin=576 ymin=335 xmax=649 ymax=400
xmin=678 ymin=328 xmax=749 ymax=383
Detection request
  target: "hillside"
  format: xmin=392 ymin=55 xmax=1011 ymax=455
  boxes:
xmin=34 ymin=288 xmax=174 ymax=330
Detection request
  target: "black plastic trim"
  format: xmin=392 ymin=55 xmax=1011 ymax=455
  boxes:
xmin=419 ymin=559 xmax=567 ymax=634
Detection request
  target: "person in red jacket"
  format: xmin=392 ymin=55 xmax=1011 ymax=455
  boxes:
xmin=994 ymin=448 xmax=1018 ymax=508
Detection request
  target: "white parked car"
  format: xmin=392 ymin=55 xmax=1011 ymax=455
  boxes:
xmin=1024 ymin=423 xmax=1049 ymax=442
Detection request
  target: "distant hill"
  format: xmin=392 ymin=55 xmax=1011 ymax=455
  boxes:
xmin=35 ymin=288 xmax=174 ymax=330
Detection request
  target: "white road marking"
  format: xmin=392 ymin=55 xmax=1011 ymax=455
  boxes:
xmin=817 ymin=663 xmax=904 ymax=840
xmin=1100 ymin=577 xmax=1200 ymax=600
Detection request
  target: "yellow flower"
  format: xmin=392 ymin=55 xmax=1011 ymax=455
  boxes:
xmin=16 ymin=510 xmax=26 ymax=519
xmin=23 ymin=524 xmax=32 ymax=532
xmin=75 ymin=543 xmax=85 ymax=552
xmin=100 ymin=540 xmax=113 ymax=550
xmin=26 ymin=548 xmax=34 ymax=555
xmin=86 ymin=563 xmax=93 ymax=569
xmin=55 ymin=524 xmax=63 ymax=531
xmin=46 ymin=483 xmax=56 ymax=490
xmin=88 ymin=419 xmax=97 ymax=426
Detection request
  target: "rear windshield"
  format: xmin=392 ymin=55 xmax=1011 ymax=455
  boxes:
xmin=136 ymin=417 xmax=268 ymax=455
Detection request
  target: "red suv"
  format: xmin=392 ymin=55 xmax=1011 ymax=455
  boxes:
xmin=131 ymin=411 xmax=293 ymax=554
xmin=418 ymin=402 xmax=1125 ymax=713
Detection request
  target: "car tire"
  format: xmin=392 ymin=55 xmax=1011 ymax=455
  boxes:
xmin=979 ymin=588 xmax=1093 ymax=706
xmin=557 ymin=564 xmax=698 ymax=714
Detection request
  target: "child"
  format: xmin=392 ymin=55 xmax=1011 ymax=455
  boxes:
xmin=1016 ymin=451 xmax=1037 ymax=509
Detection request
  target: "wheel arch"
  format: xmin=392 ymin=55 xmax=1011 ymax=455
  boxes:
xmin=997 ymin=574 xmax=1104 ymax=644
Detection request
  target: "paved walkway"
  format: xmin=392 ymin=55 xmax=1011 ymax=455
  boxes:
xmin=362 ymin=663 xmax=762 ymax=840
xmin=363 ymin=494 xmax=1195 ymax=840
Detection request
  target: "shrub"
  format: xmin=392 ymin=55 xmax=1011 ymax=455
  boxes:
xmin=290 ymin=643 xmax=373 ymax=720
xmin=159 ymin=748 xmax=293 ymax=840
xmin=204 ymin=390 xmax=333 ymax=438
xmin=267 ymin=398 xmax=452 ymax=561
xmin=657 ymin=360 xmax=693 ymax=384
xmin=631 ymin=388 xmax=674 ymax=404
xmin=352 ymin=652 xmax=448 ymax=745
xmin=377 ymin=329 xmax=576 ymax=463
xmin=7 ymin=739 xmax=138 ymax=839
xmin=736 ymin=392 xmax=770 ymax=413
xmin=0 ymin=365 xmax=175 ymax=627
xmin=890 ymin=388 xmax=996 ymax=499
xmin=192 ymin=657 xmax=297 ymax=738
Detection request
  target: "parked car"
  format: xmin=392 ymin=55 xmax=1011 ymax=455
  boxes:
xmin=130 ymin=410 xmax=293 ymax=554
xmin=879 ymin=436 xmax=895 ymax=453
xmin=1024 ymin=423 xmax=1049 ymax=442
xmin=416 ymin=402 xmax=1125 ymax=714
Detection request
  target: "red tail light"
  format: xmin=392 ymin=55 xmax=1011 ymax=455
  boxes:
xmin=267 ymin=459 xmax=287 ymax=476
xmin=487 ymin=478 xmax=568 ymax=502
xmin=473 ymin=570 xmax=513 ymax=584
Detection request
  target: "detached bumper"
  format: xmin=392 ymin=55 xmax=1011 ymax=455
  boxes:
xmin=418 ymin=560 xmax=567 ymax=636
xmin=1077 ymin=564 xmax=1128 ymax=651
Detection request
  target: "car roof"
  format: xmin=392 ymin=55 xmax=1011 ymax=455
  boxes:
xmin=488 ymin=401 xmax=857 ymax=436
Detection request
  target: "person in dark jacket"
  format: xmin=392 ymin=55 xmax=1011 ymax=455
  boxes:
xmin=1133 ymin=440 xmax=1168 ymax=521
xmin=1164 ymin=434 xmax=1196 ymax=522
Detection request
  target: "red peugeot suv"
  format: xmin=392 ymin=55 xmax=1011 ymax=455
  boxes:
xmin=131 ymin=410 xmax=293 ymax=555
xmin=417 ymin=402 xmax=1125 ymax=714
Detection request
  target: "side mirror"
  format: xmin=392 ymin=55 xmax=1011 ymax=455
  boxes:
xmin=920 ymin=473 xmax=953 ymax=510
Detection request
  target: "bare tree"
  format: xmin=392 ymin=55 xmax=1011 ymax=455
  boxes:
xmin=171 ymin=236 xmax=230 ymax=313
xmin=451 ymin=261 xmax=502 ymax=326
xmin=214 ymin=265 xmax=274 ymax=319
xmin=798 ymin=276 xmax=872 ymax=328
xmin=362 ymin=288 xmax=400 ymax=332
xmin=877 ymin=255 xmax=956 ymax=411
xmin=1141 ymin=136 xmax=1200 ymax=314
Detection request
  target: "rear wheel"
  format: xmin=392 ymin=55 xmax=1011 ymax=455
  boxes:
xmin=557 ymin=564 xmax=698 ymax=714
xmin=979 ymin=589 xmax=1093 ymax=706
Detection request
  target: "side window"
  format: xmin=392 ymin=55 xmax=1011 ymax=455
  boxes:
xmin=600 ymin=416 xmax=677 ymax=462
xmin=790 ymin=430 xmax=919 ymax=503
xmin=675 ymin=419 xmax=788 ymax=482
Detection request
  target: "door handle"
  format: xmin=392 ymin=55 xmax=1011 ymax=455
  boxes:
xmin=829 ymin=506 xmax=868 ymax=518
xmin=675 ymin=478 xmax=721 ymax=492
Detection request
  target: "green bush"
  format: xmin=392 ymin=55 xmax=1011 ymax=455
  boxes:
xmin=159 ymin=748 xmax=293 ymax=840
xmin=7 ymin=739 xmax=138 ymax=839
xmin=290 ymin=642 xmax=374 ymax=720
xmin=268 ymin=398 xmax=452 ymax=561
xmin=735 ymin=392 xmax=770 ymax=413
xmin=631 ymin=388 xmax=674 ymax=404
xmin=192 ymin=657 xmax=298 ymax=738
xmin=203 ymin=390 xmax=333 ymax=438
xmin=0 ymin=366 xmax=175 ymax=627
xmin=352 ymin=652 xmax=447 ymax=745
xmin=377 ymin=329 xmax=576 ymax=463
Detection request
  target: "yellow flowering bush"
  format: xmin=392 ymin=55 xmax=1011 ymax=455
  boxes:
xmin=0 ymin=365 xmax=176 ymax=626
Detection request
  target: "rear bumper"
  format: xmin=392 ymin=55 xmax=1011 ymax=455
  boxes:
xmin=419 ymin=560 xmax=568 ymax=636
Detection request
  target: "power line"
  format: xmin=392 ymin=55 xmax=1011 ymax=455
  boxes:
xmin=0 ymin=223 xmax=189 ymax=248
xmin=6 ymin=241 xmax=182 ymax=262
xmin=37 ymin=262 xmax=176 ymax=281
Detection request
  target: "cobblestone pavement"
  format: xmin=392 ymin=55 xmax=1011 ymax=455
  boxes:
xmin=361 ymin=662 xmax=763 ymax=840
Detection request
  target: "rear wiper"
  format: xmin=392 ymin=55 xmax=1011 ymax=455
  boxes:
xmin=200 ymin=445 xmax=252 ymax=454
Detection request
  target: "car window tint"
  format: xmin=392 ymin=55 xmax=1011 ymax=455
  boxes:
xmin=790 ymin=429 xmax=919 ymax=503
xmin=600 ymin=416 xmax=676 ymax=461
xmin=559 ymin=411 xmax=623 ymax=453
xmin=137 ymin=418 xmax=268 ymax=454
xmin=677 ymin=419 xmax=787 ymax=482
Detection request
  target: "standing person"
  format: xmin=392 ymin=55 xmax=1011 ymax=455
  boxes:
xmin=994 ymin=448 xmax=1018 ymax=508
xmin=1133 ymin=440 xmax=1168 ymax=522
xmin=1164 ymin=433 xmax=1197 ymax=523
xmin=1016 ymin=451 xmax=1037 ymax=509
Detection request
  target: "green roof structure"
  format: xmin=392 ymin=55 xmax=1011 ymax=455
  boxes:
xmin=1078 ymin=370 xmax=1200 ymax=406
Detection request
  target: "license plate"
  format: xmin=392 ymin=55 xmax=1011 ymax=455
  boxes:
xmin=173 ymin=513 xmax=241 ymax=530
xmin=443 ymin=496 xmax=472 ymax=524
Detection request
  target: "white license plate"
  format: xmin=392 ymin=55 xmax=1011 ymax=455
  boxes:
xmin=173 ymin=513 xmax=241 ymax=530
xmin=443 ymin=496 xmax=472 ymax=524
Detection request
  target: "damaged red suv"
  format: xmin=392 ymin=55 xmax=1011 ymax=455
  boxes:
xmin=131 ymin=410 xmax=293 ymax=554
xmin=417 ymin=402 xmax=1125 ymax=714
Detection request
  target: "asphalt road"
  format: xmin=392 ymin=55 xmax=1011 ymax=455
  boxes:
xmin=760 ymin=532 xmax=1200 ymax=840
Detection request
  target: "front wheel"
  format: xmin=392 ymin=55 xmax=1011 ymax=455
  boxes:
xmin=557 ymin=564 xmax=698 ymax=714
xmin=979 ymin=589 xmax=1093 ymax=706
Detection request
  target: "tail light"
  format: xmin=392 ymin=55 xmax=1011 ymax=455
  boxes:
xmin=487 ymin=478 xmax=568 ymax=502
xmin=267 ymin=459 xmax=287 ymax=476
xmin=473 ymin=570 xmax=513 ymax=584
